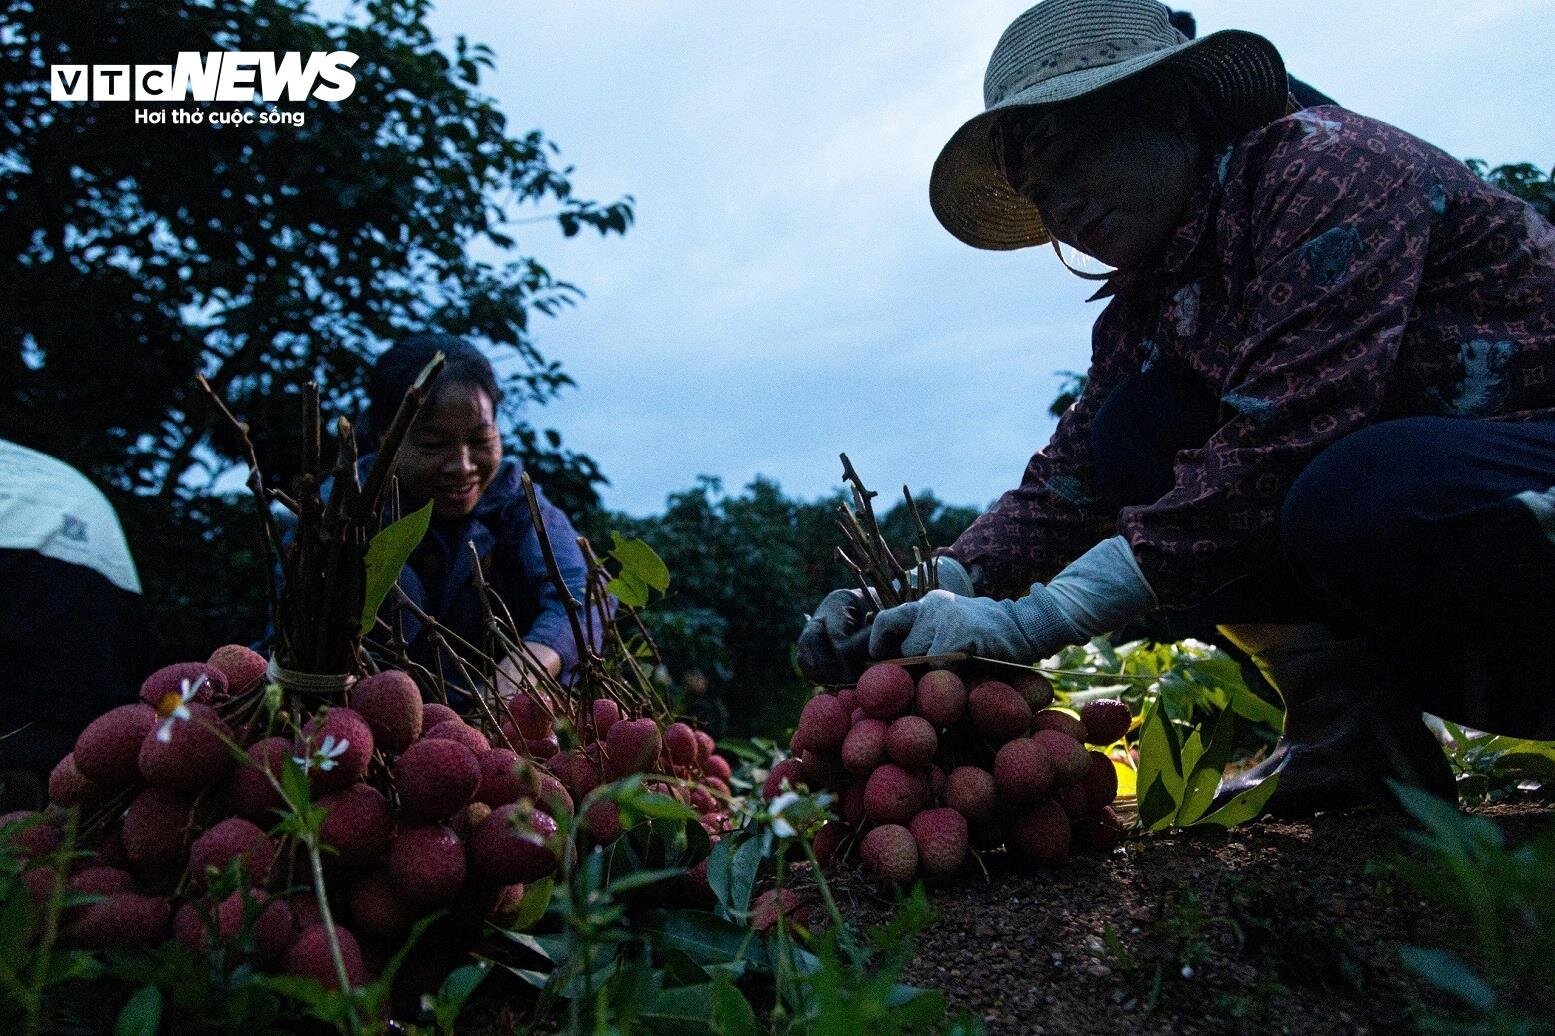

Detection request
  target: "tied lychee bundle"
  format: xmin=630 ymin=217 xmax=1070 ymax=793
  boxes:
xmin=774 ymin=661 xmax=1130 ymax=886
xmin=29 ymin=648 xmax=736 ymax=987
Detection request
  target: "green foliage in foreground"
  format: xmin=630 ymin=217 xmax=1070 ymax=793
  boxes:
xmin=1390 ymin=783 xmax=1555 ymax=1033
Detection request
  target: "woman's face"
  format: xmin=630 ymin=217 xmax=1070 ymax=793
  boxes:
xmin=997 ymin=83 xmax=1206 ymax=271
xmin=396 ymin=382 xmax=502 ymax=518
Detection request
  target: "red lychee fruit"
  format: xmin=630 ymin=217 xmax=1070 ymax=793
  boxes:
xmin=526 ymin=733 xmax=560 ymax=760
xmin=1032 ymin=708 xmax=1087 ymax=742
xmin=138 ymin=702 xmax=233 ymax=791
xmin=231 ymin=736 xmax=292 ymax=823
xmin=794 ymin=693 xmax=851 ymax=754
xmin=394 ymin=737 xmax=481 ymax=822
xmin=121 ymin=787 xmax=195 ymax=874
xmin=207 ymin=644 xmax=268 ymax=696
xmin=584 ymin=698 xmax=620 ymax=742
xmin=750 ymin=888 xmax=809 ymax=932
xmin=800 ymin=749 xmax=841 ymax=790
xmin=840 ymin=781 xmax=867 ymax=826
xmin=550 ymin=749 xmax=602 ymax=803
xmin=705 ymin=753 xmax=732 ymax=783
xmin=945 ymin=766 xmax=998 ymax=824
xmin=909 ymin=808 xmax=968 ymax=879
xmin=295 ymin=708 xmax=374 ymax=794
xmin=283 ymin=923 xmax=368 ymax=990
xmin=388 ymin=825 xmax=466 ymax=908
xmin=586 ymin=799 xmax=622 ymax=845
xmin=969 ymin=681 xmax=1032 ymax=742
xmin=886 ymin=715 xmax=937 ymax=771
xmin=841 ymin=718 xmax=888 ymax=774
xmin=349 ymin=868 xmax=412 ymax=937
xmin=1012 ymin=800 xmax=1071 ymax=865
xmin=62 ymin=867 xmax=137 ymax=927
xmin=188 ymin=817 xmax=275 ymax=885
xmin=812 ymin=821 xmax=843 ymax=867
xmin=993 ymin=738 xmax=1056 ymax=805
xmin=318 ymin=783 xmax=393 ymax=869
xmin=422 ymin=702 xmax=461 ymax=729
xmin=857 ymin=663 xmax=915 ymax=719
xmin=68 ymin=892 xmax=170 ymax=948
xmin=425 ymin=719 xmax=491 ymax=756
xmin=762 ymin=758 xmax=809 ymax=800
xmin=1032 ymin=728 xmax=1090 ymax=782
xmin=139 ymin=662 xmax=225 ymax=709
xmin=469 ymin=803 xmax=559 ymax=884
xmin=864 ymin=764 xmax=927 ymax=825
xmin=175 ymin=891 xmax=291 ymax=963
xmin=860 ymin=824 xmax=918 ymax=886
xmin=349 ymin=670 xmax=423 ymax=753
xmin=1055 ymin=782 xmax=1090 ymax=819
xmin=664 ymin=722 xmax=698 ymax=767
xmin=475 ymin=749 xmax=526 ymax=807
xmin=1084 ymin=751 xmax=1120 ymax=810
xmin=1074 ymin=806 xmax=1125 ymax=852
xmin=1081 ymin=699 xmax=1132 ymax=745
xmin=1007 ymin=670 xmax=1055 ymax=710
xmin=605 ymin=718 xmax=663 ymax=779
xmin=503 ymin=693 xmax=554 ymax=741
xmin=914 ymin=669 xmax=967 ymax=728
xmin=694 ymin=729 xmax=715 ymax=765
xmin=0 ymin=811 xmax=60 ymax=859
xmin=47 ymin=753 xmax=106 ymax=809
xmin=74 ymin=703 xmax=157 ymax=786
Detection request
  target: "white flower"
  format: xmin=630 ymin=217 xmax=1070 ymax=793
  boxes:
xmin=768 ymin=790 xmax=801 ymax=839
xmin=154 ymin=674 xmax=207 ymax=743
xmin=293 ymin=735 xmax=351 ymax=774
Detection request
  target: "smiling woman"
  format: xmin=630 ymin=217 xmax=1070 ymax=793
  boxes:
xmin=360 ymin=335 xmax=599 ymax=707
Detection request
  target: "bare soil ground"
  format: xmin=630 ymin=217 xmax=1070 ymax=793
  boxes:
xmin=841 ymin=799 xmax=1554 ymax=1035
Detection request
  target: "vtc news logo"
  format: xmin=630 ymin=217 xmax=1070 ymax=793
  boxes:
xmin=50 ymin=51 xmax=358 ymax=103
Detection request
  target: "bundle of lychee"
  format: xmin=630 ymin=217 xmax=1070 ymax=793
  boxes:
xmin=14 ymin=644 xmax=735 ymax=990
xmin=766 ymin=661 xmax=1132 ymax=886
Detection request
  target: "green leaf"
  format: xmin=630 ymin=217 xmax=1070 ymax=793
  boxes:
xmin=609 ymin=532 xmax=670 ymax=591
xmin=1139 ymin=775 xmax=1179 ymax=832
xmin=1177 ymin=707 xmax=1237 ymax=826
xmin=711 ymin=971 xmax=761 ymax=1035
xmin=114 ymin=983 xmax=162 ymax=1036
xmin=1196 ymin=771 xmax=1280 ymax=829
xmin=1397 ymin=946 xmax=1496 ymax=1010
xmin=431 ymin=961 xmax=490 ymax=1032
xmin=707 ymin=837 xmax=761 ymax=918
xmin=605 ymin=866 xmax=687 ymax=894
xmin=607 ymin=572 xmax=650 ymax=608
xmin=642 ymin=910 xmax=766 ymax=970
xmin=1135 ymin=699 xmax=1184 ymax=823
xmin=360 ymin=500 xmax=433 ymax=634
xmin=643 ymin=982 xmax=717 ymax=1026
xmin=507 ymin=876 xmax=552 ymax=932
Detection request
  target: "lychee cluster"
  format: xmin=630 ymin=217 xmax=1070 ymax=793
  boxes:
xmin=24 ymin=646 xmax=734 ymax=987
xmin=774 ymin=662 xmax=1130 ymax=885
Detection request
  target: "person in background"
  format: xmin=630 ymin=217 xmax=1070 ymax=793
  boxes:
xmin=358 ymin=335 xmax=601 ymax=709
xmin=0 ymin=438 xmax=145 ymax=808
xmin=799 ymin=0 xmax=1555 ymax=817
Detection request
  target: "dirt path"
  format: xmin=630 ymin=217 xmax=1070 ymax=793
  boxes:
xmin=842 ymin=800 xmax=1553 ymax=1035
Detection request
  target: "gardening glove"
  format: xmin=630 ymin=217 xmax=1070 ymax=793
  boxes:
xmin=908 ymin=555 xmax=975 ymax=597
xmin=797 ymin=588 xmax=876 ymax=685
xmin=869 ymin=535 xmax=1156 ymax=663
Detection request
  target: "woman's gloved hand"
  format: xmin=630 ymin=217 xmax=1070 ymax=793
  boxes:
xmin=796 ymin=588 xmax=876 ymax=684
xmin=869 ymin=536 xmax=1156 ymax=665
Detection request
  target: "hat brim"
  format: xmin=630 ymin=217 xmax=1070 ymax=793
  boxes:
xmin=929 ymin=29 xmax=1288 ymax=251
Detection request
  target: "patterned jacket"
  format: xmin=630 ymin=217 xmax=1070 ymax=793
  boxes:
xmin=946 ymin=106 xmax=1555 ymax=607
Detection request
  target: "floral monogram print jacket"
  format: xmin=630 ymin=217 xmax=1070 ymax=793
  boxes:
xmin=947 ymin=106 xmax=1555 ymax=607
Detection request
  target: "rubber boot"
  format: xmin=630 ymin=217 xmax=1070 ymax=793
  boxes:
xmin=1209 ymin=623 xmax=1456 ymax=817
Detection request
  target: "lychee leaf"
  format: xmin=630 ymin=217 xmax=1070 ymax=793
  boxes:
xmin=711 ymin=973 xmax=761 ymax=1035
xmin=113 ymin=982 xmax=162 ymax=1036
xmin=608 ymin=532 xmax=670 ymax=592
xmin=360 ymin=500 xmax=433 ymax=635
xmin=1397 ymin=946 xmax=1496 ymax=1010
xmin=1195 ymin=771 xmax=1281 ymax=829
xmin=1178 ymin=707 xmax=1237 ymax=826
xmin=508 ymin=876 xmax=553 ymax=932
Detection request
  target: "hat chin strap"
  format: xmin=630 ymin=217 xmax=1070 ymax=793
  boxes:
xmin=1050 ymin=238 xmax=1115 ymax=281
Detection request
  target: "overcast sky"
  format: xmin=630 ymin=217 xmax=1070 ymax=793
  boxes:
xmin=395 ymin=1 xmax=1553 ymax=516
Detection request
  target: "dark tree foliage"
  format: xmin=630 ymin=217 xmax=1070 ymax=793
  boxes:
xmin=602 ymin=477 xmax=979 ymax=737
xmin=0 ymin=0 xmax=631 ymax=659
xmin=1468 ymin=159 xmax=1554 ymax=222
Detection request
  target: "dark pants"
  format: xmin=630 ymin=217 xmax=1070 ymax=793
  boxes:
xmin=1090 ymin=359 xmax=1555 ymax=739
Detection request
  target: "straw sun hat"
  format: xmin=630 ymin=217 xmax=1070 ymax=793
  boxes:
xmin=930 ymin=0 xmax=1289 ymax=251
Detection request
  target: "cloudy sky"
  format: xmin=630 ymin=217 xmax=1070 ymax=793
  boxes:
xmin=399 ymin=1 xmax=1552 ymax=516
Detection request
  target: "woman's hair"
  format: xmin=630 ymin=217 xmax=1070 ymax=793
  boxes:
xmin=365 ymin=334 xmax=504 ymax=448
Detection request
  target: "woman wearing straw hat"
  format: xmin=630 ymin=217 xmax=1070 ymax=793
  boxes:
xmin=798 ymin=0 xmax=1555 ymax=817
